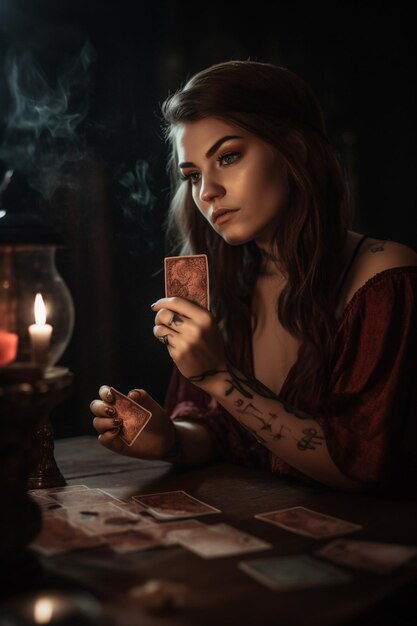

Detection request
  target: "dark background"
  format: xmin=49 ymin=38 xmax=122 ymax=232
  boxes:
xmin=0 ymin=0 xmax=415 ymax=437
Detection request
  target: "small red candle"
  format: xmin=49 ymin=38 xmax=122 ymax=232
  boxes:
xmin=0 ymin=330 xmax=18 ymax=366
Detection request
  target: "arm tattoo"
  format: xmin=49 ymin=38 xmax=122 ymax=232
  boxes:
xmin=271 ymin=424 xmax=287 ymax=441
xmin=190 ymin=362 xmax=320 ymax=450
xmin=296 ymin=428 xmax=324 ymax=451
xmin=370 ymin=240 xmax=388 ymax=253
xmin=189 ymin=369 xmax=228 ymax=383
xmin=235 ymin=401 xmax=263 ymax=419
xmin=224 ymin=362 xmax=282 ymax=399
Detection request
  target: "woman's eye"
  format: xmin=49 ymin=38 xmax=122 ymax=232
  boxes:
xmin=218 ymin=151 xmax=240 ymax=165
xmin=180 ymin=172 xmax=201 ymax=185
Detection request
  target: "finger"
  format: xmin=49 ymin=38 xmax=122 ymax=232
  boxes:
xmin=127 ymin=388 xmax=146 ymax=403
xmin=151 ymin=297 xmax=208 ymax=319
xmin=154 ymin=308 xmax=185 ymax=330
xmin=92 ymin=416 xmax=122 ymax=434
xmin=90 ymin=399 xmax=117 ymax=418
xmin=128 ymin=388 xmax=164 ymax=415
xmin=99 ymin=385 xmax=115 ymax=404
xmin=153 ymin=325 xmax=173 ymax=342
xmin=98 ymin=429 xmax=123 ymax=447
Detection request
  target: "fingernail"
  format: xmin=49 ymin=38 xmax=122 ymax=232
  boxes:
xmin=105 ymin=407 xmax=115 ymax=416
xmin=112 ymin=417 xmax=122 ymax=426
xmin=150 ymin=302 xmax=156 ymax=309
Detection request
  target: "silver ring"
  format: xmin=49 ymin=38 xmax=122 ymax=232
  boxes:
xmin=159 ymin=335 xmax=169 ymax=346
xmin=168 ymin=312 xmax=183 ymax=326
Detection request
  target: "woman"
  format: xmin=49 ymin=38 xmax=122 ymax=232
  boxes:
xmin=90 ymin=60 xmax=417 ymax=492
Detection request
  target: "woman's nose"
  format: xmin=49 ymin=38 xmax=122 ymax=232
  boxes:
xmin=199 ymin=176 xmax=225 ymax=204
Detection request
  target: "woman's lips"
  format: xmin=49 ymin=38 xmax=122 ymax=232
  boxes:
xmin=212 ymin=208 xmax=240 ymax=225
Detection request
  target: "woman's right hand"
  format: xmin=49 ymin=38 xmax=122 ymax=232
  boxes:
xmin=90 ymin=385 xmax=176 ymax=460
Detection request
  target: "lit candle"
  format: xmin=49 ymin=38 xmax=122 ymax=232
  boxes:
xmin=34 ymin=597 xmax=54 ymax=623
xmin=0 ymin=330 xmax=18 ymax=366
xmin=28 ymin=293 xmax=53 ymax=367
xmin=1 ymin=590 xmax=102 ymax=624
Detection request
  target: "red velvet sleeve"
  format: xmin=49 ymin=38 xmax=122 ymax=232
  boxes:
xmin=314 ymin=267 xmax=417 ymax=489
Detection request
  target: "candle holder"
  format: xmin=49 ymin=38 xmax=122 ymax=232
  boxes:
xmin=0 ymin=173 xmax=75 ymax=491
xmin=27 ymin=366 xmax=75 ymax=489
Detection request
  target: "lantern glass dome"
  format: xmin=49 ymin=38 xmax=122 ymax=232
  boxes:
xmin=0 ymin=243 xmax=74 ymax=367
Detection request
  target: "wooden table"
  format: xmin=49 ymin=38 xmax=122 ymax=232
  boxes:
xmin=33 ymin=436 xmax=417 ymax=625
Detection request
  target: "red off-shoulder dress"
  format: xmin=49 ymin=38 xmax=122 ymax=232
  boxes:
xmin=164 ymin=267 xmax=417 ymax=492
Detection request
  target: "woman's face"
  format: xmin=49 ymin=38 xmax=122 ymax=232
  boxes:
xmin=175 ymin=117 xmax=289 ymax=248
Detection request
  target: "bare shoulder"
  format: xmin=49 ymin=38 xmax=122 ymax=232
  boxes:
xmin=337 ymin=234 xmax=417 ymax=313
xmin=362 ymin=237 xmax=417 ymax=276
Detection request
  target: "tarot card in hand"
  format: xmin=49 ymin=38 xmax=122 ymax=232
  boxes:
xmin=170 ymin=523 xmax=272 ymax=558
xmin=110 ymin=386 xmax=152 ymax=446
xmin=255 ymin=506 xmax=362 ymax=539
xmin=132 ymin=490 xmax=220 ymax=520
xmin=164 ymin=254 xmax=210 ymax=310
xmin=316 ymin=539 xmax=417 ymax=574
xmin=238 ymin=554 xmax=351 ymax=591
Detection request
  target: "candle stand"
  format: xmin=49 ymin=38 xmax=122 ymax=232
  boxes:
xmin=27 ymin=366 xmax=74 ymax=489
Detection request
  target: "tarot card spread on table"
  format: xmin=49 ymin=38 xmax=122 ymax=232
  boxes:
xmin=255 ymin=506 xmax=362 ymax=539
xmin=110 ymin=387 xmax=152 ymax=446
xmin=164 ymin=255 xmax=210 ymax=310
xmin=238 ymin=555 xmax=351 ymax=590
xmin=132 ymin=490 xmax=220 ymax=519
xmin=316 ymin=539 xmax=417 ymax=574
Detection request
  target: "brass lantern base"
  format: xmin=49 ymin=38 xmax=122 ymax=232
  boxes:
xmin=27 ymin=366 xmax=74 ymax=489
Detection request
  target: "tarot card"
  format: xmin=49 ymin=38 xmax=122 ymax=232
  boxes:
xmin=142 ymin=519 xmax=207 ymax=545
xmin=164 ymin=254 xmax=210 ymax=310
xmin=47 ymin=488 xmax=123 ymax=509
xmin=238 ymin=555 xmax=351 ymax=590
xmin=132 ymin=490 xmax=220 ymax=520
xmin=30 ymin=494 xmax=65 ymax=514
xmin=255 ymin=506 xmax=362 ymax=539
xmin=110 ymin=386 xmax=152 ymax=446
xmin=31 ymin=516 xmax=105 ymax=555
xmin=28 ymin=485 xmax=89 ymax=497
xmin=316 ymin=539 xmax=417 ymax=574
xmin=112 ymin=501 xmax=153 ymax=523
xmin=169 ymin=523 xmax=272 ymax=558
xmin=106 ymin=529 xmax=164 ymax=553
xmin=56 ymin=502 xmax=145 ymax=536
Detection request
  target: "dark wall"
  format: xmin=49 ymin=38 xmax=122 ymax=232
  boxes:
xmin=0 ymin=1 xmax=415 ymax=437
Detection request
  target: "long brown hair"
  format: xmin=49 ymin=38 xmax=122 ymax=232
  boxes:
xmin=161 ymin=60 xmax=350 ymax=400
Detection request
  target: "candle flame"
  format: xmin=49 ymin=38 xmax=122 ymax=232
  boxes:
xmin=34 ymin=293 xmax=46 ymax=325
xmin=34 ymin=597 xmax=54 ymax=623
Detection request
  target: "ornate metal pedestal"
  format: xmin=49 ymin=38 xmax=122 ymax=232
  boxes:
xmin=27 ymin=367 xmax=74 ymax=489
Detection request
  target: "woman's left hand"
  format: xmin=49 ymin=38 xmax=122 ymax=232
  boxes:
xmin=151 ymin=297 xmax=228 ymax=382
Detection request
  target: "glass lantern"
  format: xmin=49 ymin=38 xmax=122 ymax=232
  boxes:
xmin=0 ymin=184 xmax=74 ymax=371
xmin=0 ymin=244 xmax=74 ymax=369
xmin=0 ymin=183 xmax=75 ymax=491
